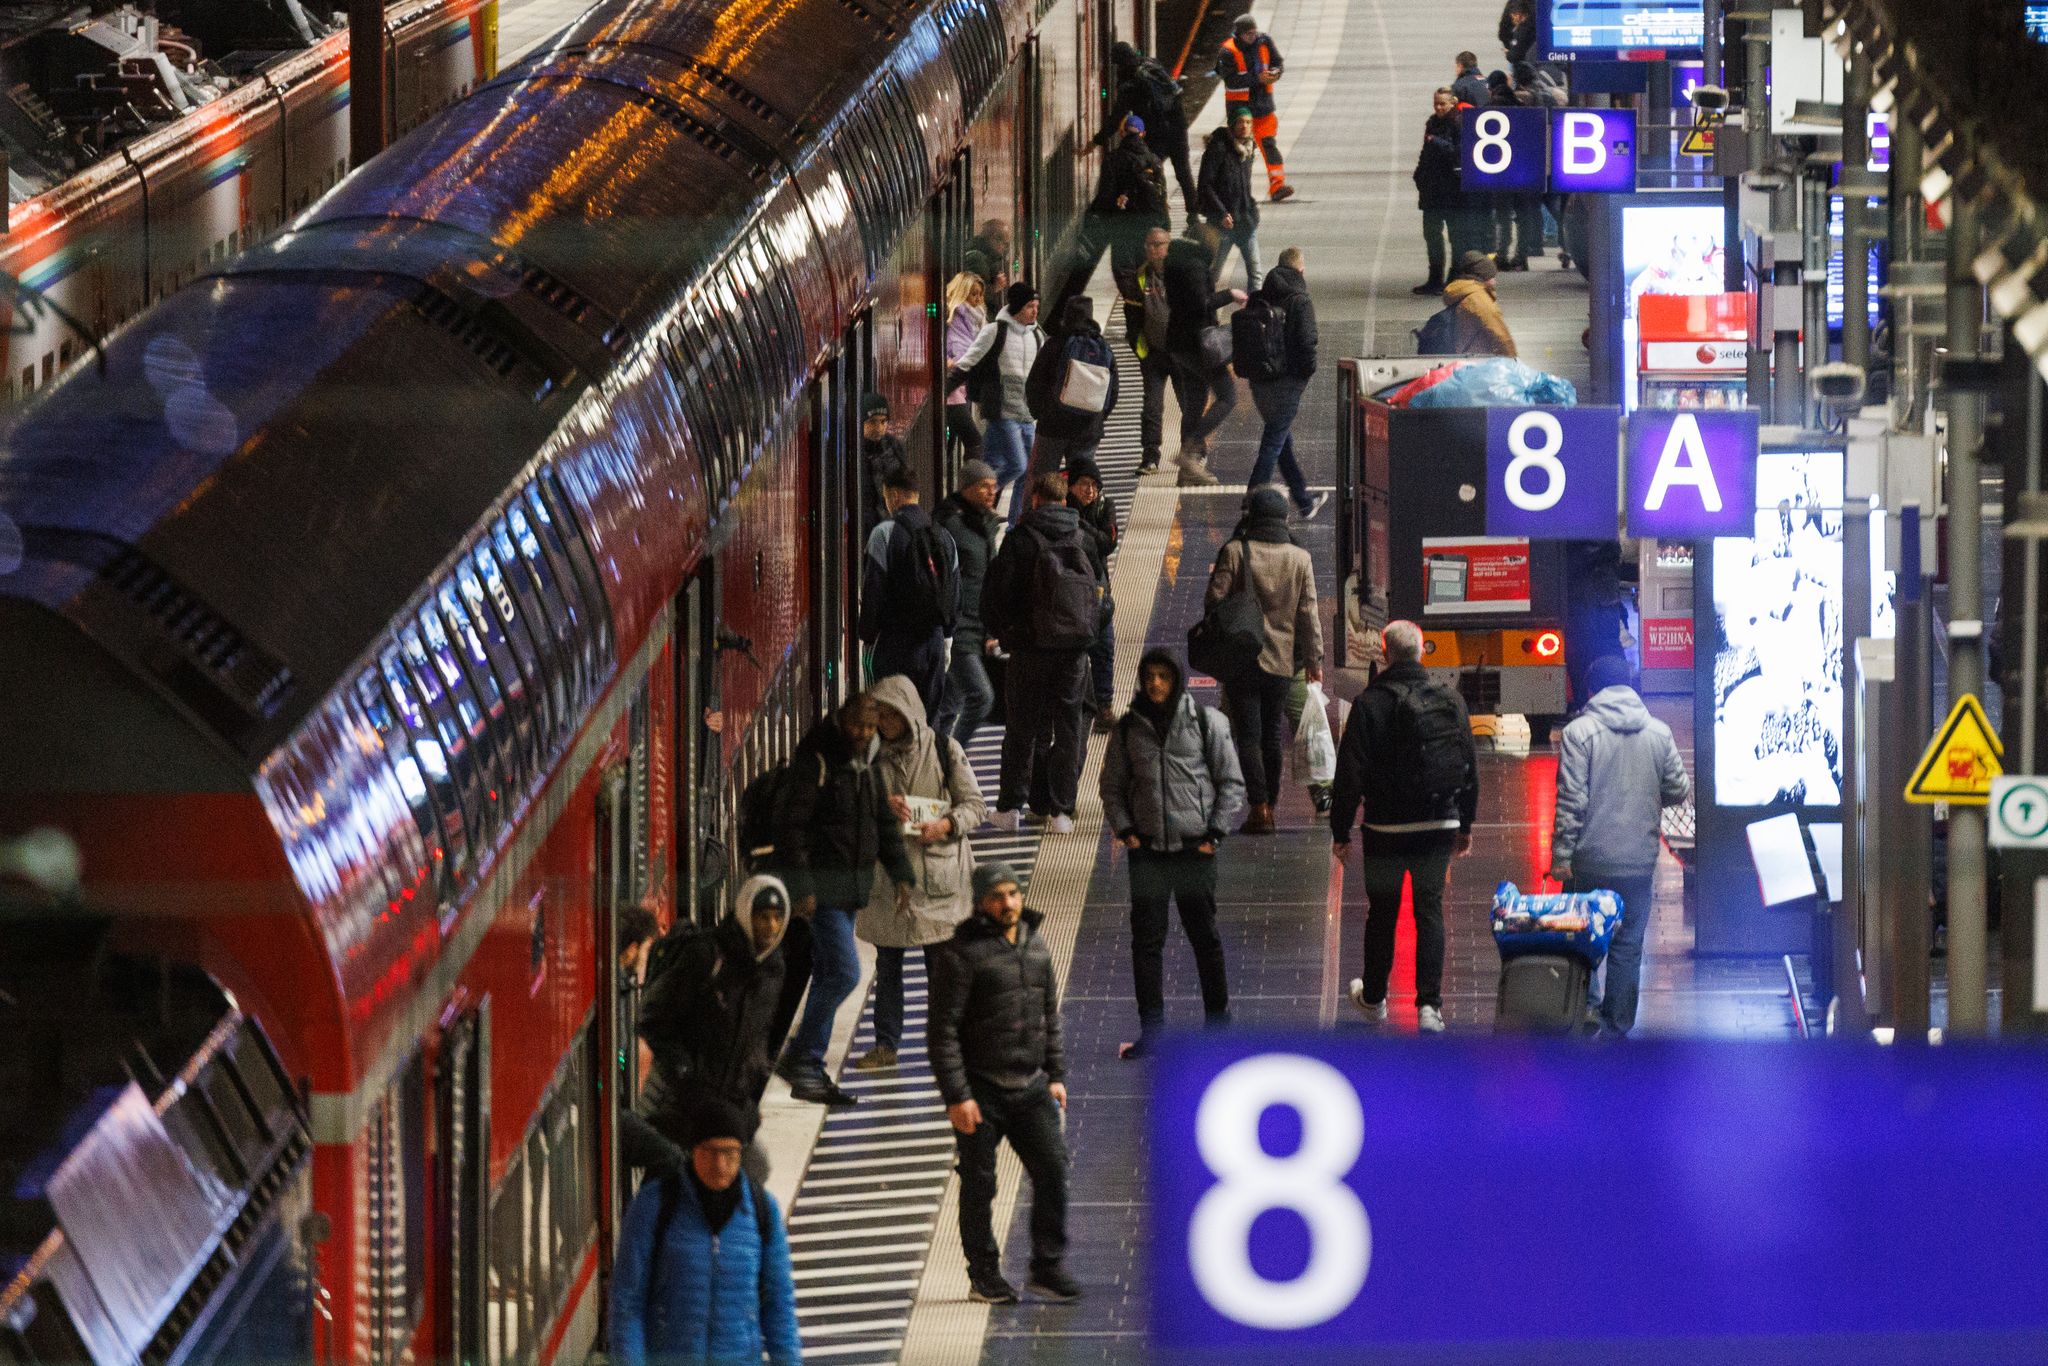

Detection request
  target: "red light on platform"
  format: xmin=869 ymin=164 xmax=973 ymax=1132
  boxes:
xmin=1534 ymin=631 xmax=1562 ymax=659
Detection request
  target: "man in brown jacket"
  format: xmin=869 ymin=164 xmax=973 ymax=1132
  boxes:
xmin=1204 ymin=487 xmax=1323 ymax=833
xmin=1443 ymin=251 xmax=1518 ymax=357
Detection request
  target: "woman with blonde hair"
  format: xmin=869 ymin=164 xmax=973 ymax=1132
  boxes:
xmin=944 ymin=271 xmax=987 ymax=465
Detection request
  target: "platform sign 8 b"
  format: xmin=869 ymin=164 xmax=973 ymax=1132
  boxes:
xmin=1459 ymin=105 xmax=1547 ymax=193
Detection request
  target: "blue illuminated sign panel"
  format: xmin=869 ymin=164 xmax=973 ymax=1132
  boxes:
xmin=1459 ymin=106 xmax=1547 ymax=194
xmin=1548 ymin=109 xmax=1636 ymax=192
xmin=1148 ymin=1035 xmax=2048 ymax=1355
xmin=1484 ymin=406 xmax=1622 ymax=538
xmin=1625 ymin=407 xmax=1758 ymax=537
xmin=1542 ymin=0 xmax=1704 ymax=57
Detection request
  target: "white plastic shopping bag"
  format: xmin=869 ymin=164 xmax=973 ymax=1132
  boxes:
xmin=1296 ymin=682 xmax=1339 ymax=785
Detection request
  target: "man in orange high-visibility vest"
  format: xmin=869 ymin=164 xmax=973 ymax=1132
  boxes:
xmin=1215 ymin=15 xmax=1293 ymax=202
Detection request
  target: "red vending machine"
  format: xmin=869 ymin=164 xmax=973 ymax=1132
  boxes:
xmin=1634 ymin=291 xmax=1749 ymax=411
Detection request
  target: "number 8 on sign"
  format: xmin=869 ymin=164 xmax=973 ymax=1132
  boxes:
xmin=1189 ymin=1054 xmax=1371 ymax=1329
xmin=1473 ymin=110 xmax=1514 ymax=174
xmin=1503 ymin=411 xmax=1567 ymax=512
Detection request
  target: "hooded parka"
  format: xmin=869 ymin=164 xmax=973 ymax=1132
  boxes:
xmin=855 ymin=675 xmax=989 ymax=948
xmin=1100 ymin=650 xmax=1247 ymax=850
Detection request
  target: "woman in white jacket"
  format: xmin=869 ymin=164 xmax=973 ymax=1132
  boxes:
xmin=852 ymin=674 xmax=989 ymax=1069
xmin=945 ymin=281 xmax=1044 ymax=523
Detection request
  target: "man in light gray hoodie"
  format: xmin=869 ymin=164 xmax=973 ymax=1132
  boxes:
xmin=1547 ymin=654 xmax=1691 ymax=1036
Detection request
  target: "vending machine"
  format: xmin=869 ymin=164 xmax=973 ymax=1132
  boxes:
xmin=1636 ymin=291 xmax=1749 ymax=411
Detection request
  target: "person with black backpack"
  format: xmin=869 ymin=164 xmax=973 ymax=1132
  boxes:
xmin=1197 ymin=109 xmax=1262 ymax=289
xmin=1330 ymin=619 xmax=1480 ymax=1035
xmin=982 ymin=471 xmax=1103 ymax=834
xmin=609 ymin=1097 xmax=800 ymax=1366
xmin=1025 ymin=295 xmax=1120 ymax=480
xmin=1232 ymin=246 xmax=1328 ymax=519
xmin=859 ymin=465 xmax=960 ymax=718
xmin=1100 ymin=648 xmax=1245 ymax=1058
xmin=1100 ymin=42 xmax=1197 ymax=226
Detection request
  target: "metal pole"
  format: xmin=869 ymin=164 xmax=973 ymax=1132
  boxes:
xmin=1943 ymin=199 xmax=1990 ymax=1034
xmin=1702 ymin=0 xmax=1722 ymax=90
xmin=1744 ymin=19 xmax=1771 ymax=410
xmin=1647 ymin=61 xmax=1673 ymax=174
xmin=2011 ymin=380 xmax=2047 ymax=1031
xmin=348 ymin=0 xmax=388 ymax=168
xmin=1841 ymin=52 xmax=1872 ymax=375
xmin=1889 ymin=113 xmax=1925 ymax=428
xmin=1894 ymin=501 xmax=1933 ymax=1039
xmin=1803 ymin=171 xmax=1828 ymax=426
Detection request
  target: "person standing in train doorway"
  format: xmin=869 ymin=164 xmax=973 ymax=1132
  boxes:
xmin=930 ymin=862 xmax=1081 ymax=1306
xmin=859 ymin=466 xmax=959 ymax=718
xmin=946 ymin=282 xmax=1046 ymax=525
xmin=861 ymin=392 xmax=910 ymax=545
xmin=1216 ymin=15 xmax=1293 ymax=203
xmin=933 ymin=460 xmax=1005 ymax=750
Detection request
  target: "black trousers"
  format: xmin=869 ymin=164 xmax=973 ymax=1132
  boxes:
xmin=1158 ymin=141 xmax=1198 ymax=219
xmin=767 ymin=912 xmax=812 ymax=1057
xmin=1167 ymin=354 xmax=1237 ymax=452
xmin=1225 ymin=669 xmax=1292 ymax=809
xmin=946 ymin=401 xmax=983 ymax=465
xmin=872 ymin=630 xmax=947 ymax=719
xmin=955 ymin=1078 xmax=1069 ymax=1275
xmin=1129 ymin=847 xmax=1229 ymax=1027
xmin=1137 ymin=350 xmax=1172 ymax=465
xmin=1357 ymin=829 xmax=1457 ymax=1011
xmin=999 ymin=648 xmax=1090 ymax=815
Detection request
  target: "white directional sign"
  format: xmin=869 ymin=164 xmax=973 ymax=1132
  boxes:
xmin=1990 ymin=776 xmax=2048 ymax=848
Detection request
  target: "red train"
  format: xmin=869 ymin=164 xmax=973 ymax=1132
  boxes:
xmin=0 ymin=0 xmax=1107 ymax=1359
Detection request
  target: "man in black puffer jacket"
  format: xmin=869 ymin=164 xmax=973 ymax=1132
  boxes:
xmin=1163 ymin=234 xmax=1247 ymax=486
xmin=1197 ymin=110 xmax=1262 ymax=290
xmin=930 ymin=862 xmax=1078 ymax=1306
xmin=769 ymin=694 xmax=916 ymax=1105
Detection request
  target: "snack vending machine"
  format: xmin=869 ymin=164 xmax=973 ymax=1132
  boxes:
xmin=1636 ymin=292 xmax=1749 ymax=412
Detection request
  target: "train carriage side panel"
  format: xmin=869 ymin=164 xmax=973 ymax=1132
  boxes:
xmin=389 ymin=0 xmax=498 ymax=138
xmin=276 ymin=37 xmax=356 ymax=222
xmin=0 ymin=157 xmax=146 ymax=399
xmin=127 ymin=79 xmax=286 ymax=308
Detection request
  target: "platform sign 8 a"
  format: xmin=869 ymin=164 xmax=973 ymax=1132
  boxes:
xmin=1460 ymin=106 xmax=1547 ymax=193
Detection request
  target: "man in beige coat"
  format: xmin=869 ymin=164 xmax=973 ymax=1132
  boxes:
xmin=1443 ymin=251 xmax=1518 ymax=357
xmin=1204 ymin=488 xmax=1323 ymax=833
xmin=853 ymin=674 xmax=989 ymax=1069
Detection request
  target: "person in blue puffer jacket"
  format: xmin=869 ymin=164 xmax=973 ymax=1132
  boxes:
xmin=609 ymin=1098 xmax=802 ymax=1364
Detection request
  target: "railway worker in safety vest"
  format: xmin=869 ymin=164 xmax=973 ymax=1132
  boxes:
xmin=1215 ymin=15 xmax=1294 ymax=202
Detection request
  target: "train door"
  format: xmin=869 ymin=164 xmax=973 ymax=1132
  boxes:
xmin=816 ymin=311 xmax=874 ymax=700
xmin=930 ymin=149 xmax=975 ymax=486
xmin=676 ymin=567 xmax=724 ymax=924
xmin=593 ymin=686 xmax=652 ymax=1337
xmin=436 ymin=1001 xmax=489 ymax=1366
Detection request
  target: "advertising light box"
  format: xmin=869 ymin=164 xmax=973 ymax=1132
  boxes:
xmin=1541 ymin=0 xmax=1704 ymax=57
xmin=1460 ymin=106 xmax=1547 ymax=194
xmin=1620 ymin=201 xmax=1726 ymax=412
xmin=1549 ymin=109 xmax=1636 ymax=192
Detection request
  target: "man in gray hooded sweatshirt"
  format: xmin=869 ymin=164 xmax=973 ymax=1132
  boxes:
xmin=1547 ymin=654 xmax=1691 ymax=1036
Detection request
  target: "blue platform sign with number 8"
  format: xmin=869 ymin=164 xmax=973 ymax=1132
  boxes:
xmin=1484 ymin=405 xmax=1622 ymax=539
xmin=1459 ymin=105 xmax=1547 ymax=193
xmin=1149 ymin=1036 xmax=2048 ymax=1355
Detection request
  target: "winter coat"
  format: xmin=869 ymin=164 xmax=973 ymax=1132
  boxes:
xmin=1452 ymin=70 xmax=1491 ymax=108
xmin=949 ymin=308 xmax=1045 ymax=422
xmin=1025 ymin=319 xmax=1122 ymax=442
xmin=1101 ymin=61 xmax=1190 ymax=156
xmin=1069 ymin=492 xmax=1118 ymax=578
xmin=1414 ymin=111 xmax=1466 ymax=211
xmin=609 ymin=1170 xmax=800 ymax=1366
xmin=636 ymin=875 xmax=789 ymax=1135
xmin=1101 ymin=652 xmax=1246 ymax=851
xmin=1330 ymin=661 xmax=1480 ymax=840
xmin=945 ymin=302 xmax=985 ymax=405
xmin=1499 ymin=4 xmax=1534 ymax=64
xmin=1205 ymin=536 xmax=1322 ymax=679
xmin=1257 ymin=265 xmax=1318 ymax=380
xmin=1090 ymin=134 xmax=1171 ymax=224
xmin=858 ymin=501 xmax=959 ymax=647
xmin=929 ymin=906 xmax=1067 ymax=1103
xmin=862 ymin=432 xmax=909 ymax=539
xmin=1163 ymin=237 xmax=1235 ymax=360
xmin=1528 ymin=68 xmax=1568 ymax=108
xmin=935 ymin=491 xmax=1001 ymax=652
xmin=982 ymin=503 xmax=1098 ymax=652
xmin=1551 ymin=686 xmax=1691 ymax=874
xmin=1216 ymin=31 xmax=1284 ymax=118
xmin=1197 ymin=126 xmax=1260 ymax=229
xmin=770 ymin=715 xmax=916 ymax=908
xmin=1119 ymin=258 xmax=1172 ymax=362
xmin=1444 ymin=278 xmax=1518 ymax=358
xmin=855 ymin=675 xmax=987 ymax=947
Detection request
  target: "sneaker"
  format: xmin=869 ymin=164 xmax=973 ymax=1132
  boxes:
xmin=968 ymin=1267 xmax=1020 ymax=1304
xmin=1299 ymin=491 xmax=1331 ymax=521
xmin=788 ymin=1074 xmax=859 ymax=1106
xmin=1118 ymin=1032 xmax=1158 ymax=1060
xmin=987 ymin=808 xmax=1023 ymax=832
xmin=1418 ymin=1005 xmax=1445 ymax=1034
xmin=1047 ymin=814 xmax=1076 ymax=834
xmin=773 ymin=1051 xmax=805 ymax=1084
xmin=1410 ymin=280 xmax=1443 ymax=296
xmin=1268 ymin=184 xmax=1296 ymax=203
xmin=852 ymin=1045 xmax=897 ymax=1071
xmin=1176 ymin=461 xmax=1220 ymax=488
xmin=1027 ymin=1267 xmax=1084 ymax=1302
xmin=1348 ymin=979 xmax=1388 ymax=1022
xmin=1138 ymin=456 xmax=1161 ymax=474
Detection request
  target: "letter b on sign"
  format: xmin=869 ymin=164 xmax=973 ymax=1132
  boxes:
xmin=1548 ymin=108 xmax=1636 ymax=193
xmin=1485 ymin=406 xmax=1622 ymax=539
xmin=1625 ymin=408 xmax=1759 ymax=538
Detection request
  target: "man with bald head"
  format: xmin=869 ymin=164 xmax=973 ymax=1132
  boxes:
xmin=1329 ymin=621 xmax=1479 ymax=1033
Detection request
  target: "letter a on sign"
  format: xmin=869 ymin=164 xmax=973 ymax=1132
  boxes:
xmin=1625 ymin=408 xmax=1758 ymax=538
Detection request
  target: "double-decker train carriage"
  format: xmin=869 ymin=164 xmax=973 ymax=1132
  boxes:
xmin=0 ymin=0 xmax=1105 ymax=1357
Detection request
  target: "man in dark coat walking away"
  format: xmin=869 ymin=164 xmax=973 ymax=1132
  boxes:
xmin=770 ymin=694 xmax=917 ymax=1104
xmin=1414 ymin=88 xmax=1473 ymax=295
xmin=934 ymin=460 xmax=1004 ymax=749
xmin=861 ymin=392 xmax=910 ymax=543
xmin=930 ymin=862 xmax=1080 ymax=1305
xmin=1065 ymin=455 xmax=1120 ymax=731
xmin=859 ymin=465 xmax=959 ymax=718
xmin=1026 ymin=295 xmax=1120 ymax=480
xmin=1241 ymin=248 xmax=1327 ymax=516
xmin=1100 ymin=41 xmax=1197 ymax=225
xmin=1330 ymin=620 xmax=1479 ymax=1035
xmin=1163 ymin=234 xmax=1247 ymax=487
xmin=1197 ymin=109 xmax=1263 ymax=290
xmin=1088 ymin=115 xmax=1172 ymax=286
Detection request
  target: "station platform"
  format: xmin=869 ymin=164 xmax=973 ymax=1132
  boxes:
xmin=752 ymin=0 xmax=1805 ymax=1359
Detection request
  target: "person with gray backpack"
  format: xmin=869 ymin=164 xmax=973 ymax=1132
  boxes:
xmin=1026 ymin=295 xmax=1120 ymax=482
xmin=1330 ymin=620 xmax=1479 ymax=1034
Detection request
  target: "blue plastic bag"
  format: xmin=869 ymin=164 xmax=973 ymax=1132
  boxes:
xmin=1490 ymin=881 xmax=1620 ymax=964
xmin=1405 ymin=359 xmax=1579 ymax=409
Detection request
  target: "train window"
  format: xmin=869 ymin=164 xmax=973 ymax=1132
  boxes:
xmin=419 ymin=603 xmax=506 ymax=844
xmin=436 ymin=580 xmax=527 ymax=803
xmin=533 ymin=470 xmax=613 ymax=671
xmin=487 ymin=1150 xmax=530 ymax=1366
xmin=378 ymin=649 xmax=471 ymax=886
xmin=354 ymin=668 xmax=452 ymax=905
xmin=455 ymin=564 xmax=542 ymax=788
xmin=40 ymin=354 xmax=53 ymax=384
xmin=709 ymin=295 xmax=761 ymax=467
xmin=684 ymin=310 xmax=741 ymax=499
xmin=521 ymin=482 xmax=608 ymax=699
xmin=485 ymin=525 xmax=569 ymax=755
xmin=365 ymin=1055 xmax=428 ymax=1366
xmin=399 ymin=624 xmax=489 ymax=858
xmin=506 ymin=500 xmax=588 ymax=710
xmin=17 ymin=366 xmax=29 ymax=395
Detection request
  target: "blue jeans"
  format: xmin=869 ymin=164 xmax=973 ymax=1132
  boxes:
xmin=1573 ymin=867 xmax=1654 ymax=1036
xmin=1249 ymin=376 xmax=1313 ymax=512
xmin=985 ymin=417 xmax=1035 ymax=524
xmin=871 ymin=944 xmax=927 ymax=1051
xmin=1215 ymin=224 xmax=1261 ymax=291
xmin=937 ymin=649 xmax=996 ymax=750
xmin=791 ymin=906 xmax=859 ymax=1068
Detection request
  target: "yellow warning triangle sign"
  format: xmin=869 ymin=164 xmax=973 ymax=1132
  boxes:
xmin=1679 ymin=111 xmax=1721 ymax=157
xmin=1904 ymin=693 xmax=2003 ymax=805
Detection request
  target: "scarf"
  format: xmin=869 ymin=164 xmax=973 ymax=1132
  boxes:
xmin=1236 ymin=136 xmax=1257 ymax=160
xmin=691 ymin=1167 xmax=743 ymax=1233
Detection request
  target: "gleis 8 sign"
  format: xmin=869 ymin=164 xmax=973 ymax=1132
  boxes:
xmin=1484 ymin=406 xmax=1623 ymax=539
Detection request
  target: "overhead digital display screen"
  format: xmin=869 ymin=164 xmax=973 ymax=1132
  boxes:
xmin=1620 ymin=202 xmax=1726 ymax=411
xmin=2028 ymin=4 xmax=2048 ymax=42
xmin=1542 ymin=0 xmax=1703 ymax=57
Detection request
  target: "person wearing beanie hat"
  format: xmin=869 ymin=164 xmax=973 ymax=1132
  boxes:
xmin=1096 ymin=42 xmax=1198 ymax=226
xmin=1443 ymin=249 xmax=1518 ymax=357
xmin=858 ymin=448 xmax=958 ymax=717
xmin=1059 ymin=451 xmax=1120 ymax=731
xmin=930 ymin=862 xmax=1079 ymax=1303
xmin=1549 ymin=653 xmax=1690 ymax=1037
xmin=1085 ymin=102 xmax=1171 ymax=283
xmin=1217 ymin=14 xmax=1292 ymax=200
xmin=860 ymin=390 xmax=909 ymax=543
xmin=944 ymin=278 xmax=1046 ymax=524
xmin=611 ymin=1089 xmax=800 ymax=1365
xmin=934 ymin=460 xmax=1005 ymax=748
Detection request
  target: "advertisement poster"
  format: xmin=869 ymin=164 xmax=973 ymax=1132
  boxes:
xmin=1422 ymin=538 xmax=1531 ymax=614
xmin=1621 ymin=203 xmax=1725 ymax=411
xmin=1642 ymin=616 xmax=1694 ymax=669
xmin=1711 ymin=452 xmax=1845 ymax=808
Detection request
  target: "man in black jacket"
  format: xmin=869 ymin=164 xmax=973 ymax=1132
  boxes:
xmin=1413 ymin=89 xmax=1471 ymax=295
xmin=1163 ymin=234 xmax=1247 ymax=486
xmin=771 ymin=695 xmax=917 ymax=1104
xmin=859 ymin=466 xmax=959 ymax=718
xmin=930 ymin=862 xmax=1078 ymax=1305
xmin=1245 ymin=249 xmax=1328 ymax=518
xmin=861 ymin=393 xmax=910 ymax=544
xmin=1197 ymin=110 xmax=1262 ymax=289
xmin=1089 ymin=116 xmax=1172 ymax=284
xmin=1064 ymin=455 xmax=1120 ymax=730
xmin=1330 ymin=620 xmax=1480 ymax=1035
xmin=1099 ymin=42 xmax=1197 ymax=225
xmin=1119 ymin=226 xmax=1176 ymax=474
xmin=1026 ymin=295 xmax=1120 ymax=481
xmin=934 ymin=460 xmax=1003 ymax=749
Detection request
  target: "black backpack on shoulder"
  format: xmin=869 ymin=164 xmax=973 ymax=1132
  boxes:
xmin=1384 ymin=677 xmax=1470 ymax=811
xmin=889 ymin=520 xmax=959 ymax=635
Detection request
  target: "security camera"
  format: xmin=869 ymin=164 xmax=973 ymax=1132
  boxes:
xmin=1810 ymin=362 xmax=1867 ymax=409
xmin=1690 ymin=84 xmax=1730 ymax=114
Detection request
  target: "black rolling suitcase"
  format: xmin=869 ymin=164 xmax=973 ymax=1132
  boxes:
xmin=1495 ymin=953 xmax=1590 ymax=1032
